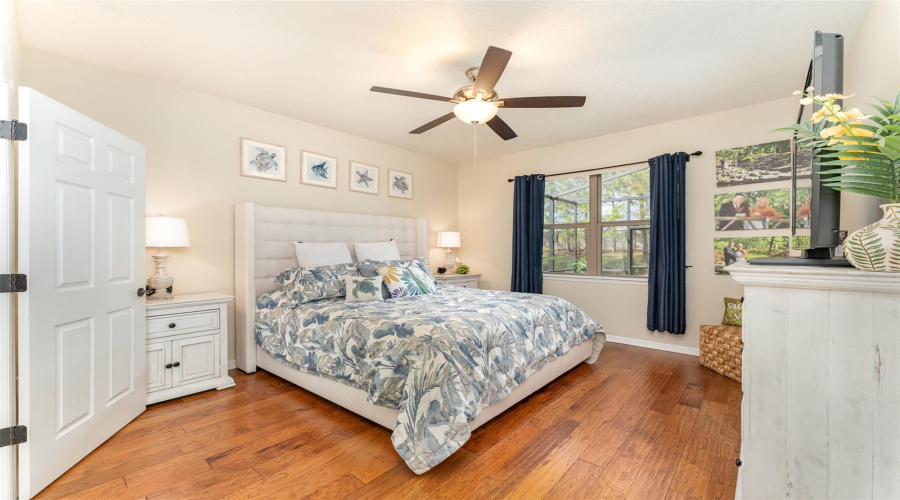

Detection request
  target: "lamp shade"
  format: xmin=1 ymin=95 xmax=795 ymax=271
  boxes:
xmin=146 ymin=217 xmax=191 ymax=248
xmin=437 ymin=231 xmax=461 ymax=248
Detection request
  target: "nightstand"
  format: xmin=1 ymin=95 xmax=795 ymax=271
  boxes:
xmin=145 ymin=293 xmax=235 ymax=404
xmin=436 ymin=273 xmax=481 ymax=289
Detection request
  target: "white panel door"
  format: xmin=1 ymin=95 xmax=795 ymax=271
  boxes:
xmin=17 ymin=87 xmax=146 ymax=498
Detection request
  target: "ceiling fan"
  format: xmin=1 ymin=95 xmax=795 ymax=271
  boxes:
xmin=370 ymin=46 xmax=586 ymax=141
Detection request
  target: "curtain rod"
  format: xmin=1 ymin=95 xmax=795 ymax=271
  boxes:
xmin=505 ymin=151 xmax=703 ymax=182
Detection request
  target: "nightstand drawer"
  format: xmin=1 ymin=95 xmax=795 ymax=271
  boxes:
xmin=147 ymin=309 xmax=219 ymax=338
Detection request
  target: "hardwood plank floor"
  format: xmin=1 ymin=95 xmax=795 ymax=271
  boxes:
xmin=36 ymin=343 xmax=741 ymax=499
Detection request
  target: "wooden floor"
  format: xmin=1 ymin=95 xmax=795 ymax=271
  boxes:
xmin=37 ymin=343 xmax=741 ymax=500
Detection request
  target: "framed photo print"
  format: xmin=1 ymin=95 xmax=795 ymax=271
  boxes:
xmin=349 ymin=161 xmax=379 ymax=195
xmin=240 ymin=138 xmax=286 ymax=182
xmin=388 ymin=170 xmax=413 ymax=200
xmin=301 ymin=151 xmax=338 ymax=189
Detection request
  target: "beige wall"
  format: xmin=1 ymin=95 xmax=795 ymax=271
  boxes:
xmin=457 ymin=98 xmax=800 ymax=353
xmin=457 ymin=0 xmax=898 ymax=353
xmin=21 ymin=47 xmax=458 ymax=362
xmin=840 ymin=0 xmax=900 ymax=230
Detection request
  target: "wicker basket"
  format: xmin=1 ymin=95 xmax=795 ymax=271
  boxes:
xmin=699 ymin=324 xmax=743 ymax=383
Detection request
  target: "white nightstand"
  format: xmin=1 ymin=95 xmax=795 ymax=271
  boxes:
xmin=435 ymin=273 xmax=481 ymax=289
xmin=145 ymin=293 xmax=235 ymax=404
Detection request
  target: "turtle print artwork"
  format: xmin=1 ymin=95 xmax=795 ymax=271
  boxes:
xmin=349 ymin=161 xmax=380 ymax=195
xmin=240 ymin=139 xmax=286 ymax=182
xmin=388 ymin=170 xmax=413 ymax=200
xmin=301 ymin=151 xmax=338 ymax=189
xmin=343 ymin=275 xmax=384 ymax=303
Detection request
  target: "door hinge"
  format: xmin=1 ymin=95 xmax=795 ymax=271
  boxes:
xmin=0 ymin=120 xmax=27 ymax=141
xmin=0 ymin=426 xmax=27 ymax=447
xmin=0 ymin=273 xmax=27 ymax=293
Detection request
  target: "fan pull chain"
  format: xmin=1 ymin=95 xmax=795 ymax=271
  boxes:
xmin=473 ymin=125 xmax=477 ymax=169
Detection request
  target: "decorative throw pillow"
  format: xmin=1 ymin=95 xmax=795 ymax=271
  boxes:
xmin=343 ymin=275 xmax=384 ymax=303
xmin=358 ymin=263 xmax=392 ymax=300
xmin=375 ymin=265 xmax=436 ymax=298
xmin=722 ymin=297 xmax=743 ymax=326
xmin=364 ymin=257 xmax=438 ymax=289
xmin=275 ymin=264 xmax=360 ymax=304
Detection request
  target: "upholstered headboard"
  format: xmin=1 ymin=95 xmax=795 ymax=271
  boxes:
xmin=234 ymin=202 xmax=428 ymax=372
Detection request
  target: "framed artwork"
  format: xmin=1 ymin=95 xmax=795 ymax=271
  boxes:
xmin=240 ymin=138 xmax=286 ymax=182
xmin=349 ymin=161 xmax=379 ymax=195
xmin=714 ymin=188 xmax=791 ymax=231
xmin=715 ymin=139 xmax=809 ymax=187
xmin=714 ymin=236 xmax=789 ymax=275
xmin=301 ymin=151 xmax=338 ymax=189
xmin=388 ymin=170 xmax=413 ymax=199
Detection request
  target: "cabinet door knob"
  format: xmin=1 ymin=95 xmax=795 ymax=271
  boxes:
xmin=173 ymin=361 xmax=181 ymax=367
xmin=165 ymin=363 xmax=173 ymax=369
xmin=168 ymin=323 xmax=176 ymax=329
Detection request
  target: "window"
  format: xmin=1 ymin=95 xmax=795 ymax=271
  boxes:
xmin=543 ymin=167 xmax=651 ymax=277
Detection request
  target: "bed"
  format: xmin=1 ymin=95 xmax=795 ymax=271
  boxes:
xmin=234 ymin=202 xmax=605 ymax=473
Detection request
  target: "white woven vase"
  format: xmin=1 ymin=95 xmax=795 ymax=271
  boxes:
xmin=844 ymin=203 xmax=900 ymax=272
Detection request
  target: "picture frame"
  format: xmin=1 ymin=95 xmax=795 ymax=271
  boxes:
xmin=349 ymin=161 xmax=380 ymax=195
xmin=388 ymin=170 xmax=413 ymax=200
xmin=240 ymin=138 xmax=287 ymax=182
xmin=301 ymin=151 xmax=338 ymax=189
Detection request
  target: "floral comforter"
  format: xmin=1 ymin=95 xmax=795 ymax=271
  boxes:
xmin=256 ymin=285 xmax=605 ymax=474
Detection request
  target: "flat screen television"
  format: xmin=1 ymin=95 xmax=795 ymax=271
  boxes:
xmin=751 ymin=31 xmax=852 ymax=267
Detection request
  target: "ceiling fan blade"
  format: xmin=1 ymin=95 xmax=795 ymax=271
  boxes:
xmin=487 ymin=115 xmax=517 ymax=141
xmin=473 ymin=46 xmax=512 ymax=95
xmin=410 ymin=113 xmax=456 ymax=134
xmin=371 ymin=86 xmax=453 ymax=103
xmin=501 ymin=96 xmax=587 ymax=108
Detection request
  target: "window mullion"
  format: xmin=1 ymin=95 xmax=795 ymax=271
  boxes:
xmin=589 ymin=174 xmax=600 ymax=276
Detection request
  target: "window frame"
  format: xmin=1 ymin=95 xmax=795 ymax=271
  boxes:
xmin=543 ymin=168 xmax=651 ymax=279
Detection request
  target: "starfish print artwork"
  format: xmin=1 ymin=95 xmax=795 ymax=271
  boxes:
xmin=356 ymin=169 xmax=373 ymax=187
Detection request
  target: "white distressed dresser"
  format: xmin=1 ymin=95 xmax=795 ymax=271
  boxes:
xmin=145 ymin=293 xmax=235 ymax=404
xmin=435 ymin=273 xmax=480 ymax=289
xmin=728 ymin=264 xmax=900 ymax=499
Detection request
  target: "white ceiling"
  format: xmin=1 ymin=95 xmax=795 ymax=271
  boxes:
xmin=15 ymin=1 xmax=869 ymax=164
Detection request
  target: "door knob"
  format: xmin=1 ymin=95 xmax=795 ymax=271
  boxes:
xmin=137 ymin=287 xmax=146 ymax=297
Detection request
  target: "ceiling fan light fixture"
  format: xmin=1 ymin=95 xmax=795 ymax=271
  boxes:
xmin=453 ymin=98 xmax=498 ymax=125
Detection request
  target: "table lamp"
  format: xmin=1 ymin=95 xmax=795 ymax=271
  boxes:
xmin=145 ymin=216 xmax=191 ymax=300
xmin=436 ymin=231 xmax=461 ymax=273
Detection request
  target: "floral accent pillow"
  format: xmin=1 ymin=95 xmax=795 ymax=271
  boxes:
xmin=363 ymin=257 xmax=438 ymax=289
xmin=343 ymin=275 xmax=384 ymax=303
xmin=275 ymin=263 xmax=360 ymax=304
xmin=375 ymin=264 xmax=436 ymax=298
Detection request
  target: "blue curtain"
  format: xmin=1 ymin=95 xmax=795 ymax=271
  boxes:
xmin=511 ymin=174 xmax=545 ymax=293
xmin=647 ymin=152 xmax=688 ymax=335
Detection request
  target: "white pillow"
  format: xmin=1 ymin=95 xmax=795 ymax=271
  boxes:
xmin=293 ymin=242 xmax=353 ymax=269
xmin=354 ymin=241 xmax=401 ymax=262
xmin=343 ymin=275 xmax=384 ymax=303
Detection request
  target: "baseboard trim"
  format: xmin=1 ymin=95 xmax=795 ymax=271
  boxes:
xmin=606 ymin=335 xmax=700 ymax=357
xmin=228 ymin=359 xmax=237 ymax=370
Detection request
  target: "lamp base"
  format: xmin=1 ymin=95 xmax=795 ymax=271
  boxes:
xmin=443 ymin=249 xmax=455 ymax=273
xmin=147 ymin=250 xmax=175 ymax=300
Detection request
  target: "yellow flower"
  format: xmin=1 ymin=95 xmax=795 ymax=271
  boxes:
xmin=823 ymin=93 xmax=855 ymax=100
xmin=799 ymin=97 xmax=813 ymax=106
xmin=820 ymin=125 xmax=845 ymax=138
xmin=811 ymin=108 xmax=828 ymax=123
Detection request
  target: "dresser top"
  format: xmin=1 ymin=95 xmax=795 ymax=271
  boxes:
xmin=146 ymin=292 xmax=234 ymax=310
xmin=727 ymin=263 xmax=900 ymax=293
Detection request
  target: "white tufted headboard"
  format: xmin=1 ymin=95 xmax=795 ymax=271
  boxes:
xmin=234 ymin=202 xmax=428 ymax=372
